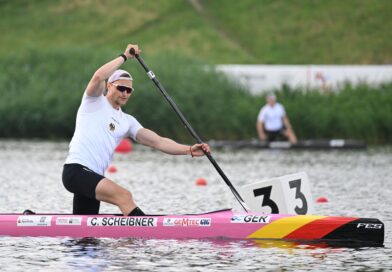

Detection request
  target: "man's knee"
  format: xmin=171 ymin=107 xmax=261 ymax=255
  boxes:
xmin=109 ymin=188 xmax=133 ymax=208
xmin=118 ymin=189 xmax=133 ymax=202
xmin=96 ymin=179 xmax=132 ymax=202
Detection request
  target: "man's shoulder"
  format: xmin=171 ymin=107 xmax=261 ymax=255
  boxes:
xmin=260 ymin=104 xmax=270 ymax=111
xmin=122 ymin=111 xmax=140 ymax=124
xmin=77 ymin=93 xmax=106 ymax=113
xmin=81 ymin=93 xmax=105 ymax=103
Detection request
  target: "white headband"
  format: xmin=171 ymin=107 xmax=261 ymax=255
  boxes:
xmin=108 ymin=69 xmax=133 ymax=83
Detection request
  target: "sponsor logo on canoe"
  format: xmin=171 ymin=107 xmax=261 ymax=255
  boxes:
xmin=56 ymin=217 xmax=82 ymax=226
xmin=87 ymin=217 xmax=157 ymax=227
xmin=356 ymin=223 xmax=383 ymax=229
xmin=231 ymin=215 xmax=271 ymax=224
xmin=17 ymin=216 xmax=52 ymax=227
xmin=163 ymin=218 xmax=211 ymax=227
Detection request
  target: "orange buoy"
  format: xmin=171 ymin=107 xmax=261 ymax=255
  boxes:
xmin=196 ymin=178 xmax=207 ymax=186
xmin=107 ymin=165 xmax=117 ymax=173
xmin=316 ymin=196 xmax=328 ymax=203
xmin=115 ymin=138 xmax=133 ymax=153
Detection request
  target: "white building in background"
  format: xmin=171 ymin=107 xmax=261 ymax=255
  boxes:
xmin=216 ymin=65 xmax=392 ymax=94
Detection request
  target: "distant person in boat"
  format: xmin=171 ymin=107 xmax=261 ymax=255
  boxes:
xmin=62 ymin=43 xmax=210 ymax=216
xmin=256 ymin=93 xmax=297 ymax=144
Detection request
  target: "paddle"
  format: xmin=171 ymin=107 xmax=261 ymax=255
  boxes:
xmin=130 ymin=48 xmax=249 ymax=212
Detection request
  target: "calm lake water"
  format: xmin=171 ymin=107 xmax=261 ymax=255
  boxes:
xmin=0 ymin=140 xmax=391 ymax=271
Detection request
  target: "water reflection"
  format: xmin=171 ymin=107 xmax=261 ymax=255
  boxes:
xmin=0 ymin=234 xmax=388 ymax=271
xmin=61 ymin=237 xmax=348 ymax=255
xmin=55 ymin=237 xmax=357 ymax=271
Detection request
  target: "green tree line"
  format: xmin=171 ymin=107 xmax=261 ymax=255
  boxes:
xmin=0 ymin=48 xmax=391 ymax=144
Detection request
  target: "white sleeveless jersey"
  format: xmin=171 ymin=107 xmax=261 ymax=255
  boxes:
xmin=65 ymin=94 xmax=143 ymax=175
xmin=257 ymin=103 xmax=286 ymax=131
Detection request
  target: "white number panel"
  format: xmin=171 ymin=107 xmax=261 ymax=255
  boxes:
xmin=240 ymin=172 xmax=314 ymax=215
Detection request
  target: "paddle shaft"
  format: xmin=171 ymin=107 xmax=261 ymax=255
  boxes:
xmin=130 ymin=50 xmax=249 ymax=212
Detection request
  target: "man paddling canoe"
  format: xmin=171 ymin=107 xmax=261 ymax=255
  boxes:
xmin=63 ymin=43 xmax=210 ymax=216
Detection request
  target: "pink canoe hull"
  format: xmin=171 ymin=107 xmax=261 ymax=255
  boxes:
xmin=0 ymin=209 xmax=384 ymax=246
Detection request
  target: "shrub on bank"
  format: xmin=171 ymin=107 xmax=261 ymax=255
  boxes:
xmin=0 ymin=47 xmax=391 ymax=144
xmin=279 ymin=84 xmax=392 ymax=144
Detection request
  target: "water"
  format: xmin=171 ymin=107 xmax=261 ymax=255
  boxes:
xmin=0 ymin=140 xmax=391 ymax=271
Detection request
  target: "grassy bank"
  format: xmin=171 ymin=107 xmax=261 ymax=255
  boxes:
xmin=0 ymin=48 xmax=391 ymax=144
xmin=201 ymin=0 xmax=392 ymax=64
xmin=1 ymin=1 xmax=390 ymax=143
xmin=0 ymin=0 xmax=390 ymax=64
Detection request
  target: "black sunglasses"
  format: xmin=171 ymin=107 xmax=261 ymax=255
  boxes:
xmin=111 ymin=83 xmax=134 ymax=94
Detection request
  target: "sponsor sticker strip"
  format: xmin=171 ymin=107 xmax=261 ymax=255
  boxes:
xmin=56 ymin=217 xmax=82 ymax=226
xmin=87 ymin=217 xmax=158 ymax=227
xmin=163 ymin=217 xmax=211 ymax=227
xmin=231 ymin=215 xmax=271 ymax=224
xmin=17 ymin=216 xmax=52 ymax=227
xmin=357 ymin=223 xmax=383 ymax=229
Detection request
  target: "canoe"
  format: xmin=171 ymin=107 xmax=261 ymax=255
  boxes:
xmin=1 ymin=209 xmax=383 ymax=247
xmin=208 ymin=139 xmax=367 ymax=150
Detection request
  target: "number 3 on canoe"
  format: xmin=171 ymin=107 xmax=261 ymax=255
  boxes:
xmin=240 ymin=172 xmax=314 ymax=215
